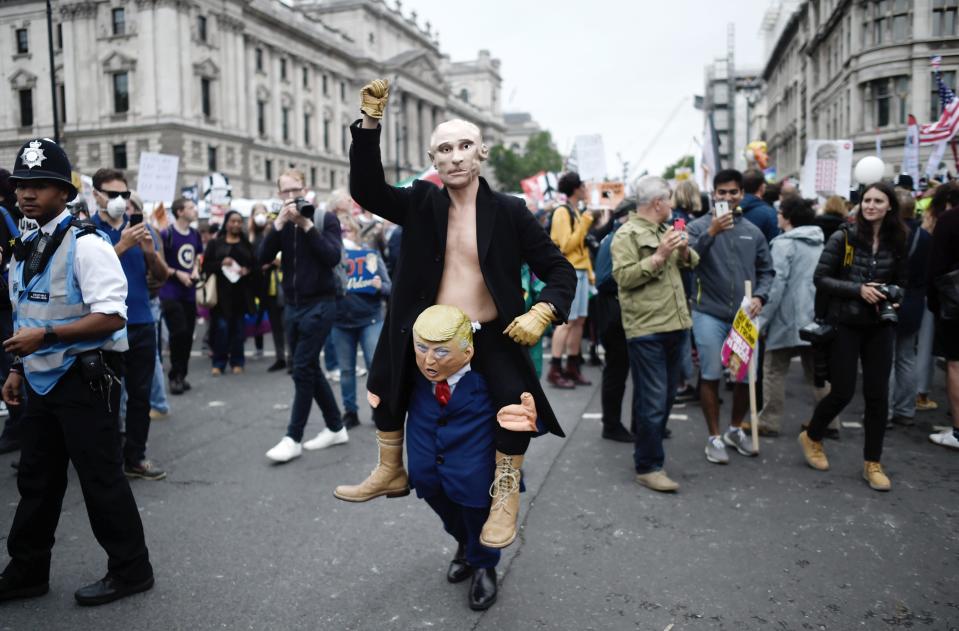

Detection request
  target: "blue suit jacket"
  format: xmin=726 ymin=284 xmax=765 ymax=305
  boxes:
xmin=406 ymin=370 xmax=496 ymax=508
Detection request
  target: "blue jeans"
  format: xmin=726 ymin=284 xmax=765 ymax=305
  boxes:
xmin=150 ymin=298 xmax=169 ymax=413
xmin=285 ymin=301 xmax=342 ymax=441
xmin=212 ymin=314 xmax=246 ymax=370
xmin=332 ymin=321 xmax=383 ymax=413
xmin=628 ymin=330 xmax=684 ymax=474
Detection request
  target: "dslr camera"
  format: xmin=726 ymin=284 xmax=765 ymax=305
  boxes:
xmin=874 ymin=284 xmax=903 ymax=324
xmin=294 ymin=197 xmax=315 ymax=221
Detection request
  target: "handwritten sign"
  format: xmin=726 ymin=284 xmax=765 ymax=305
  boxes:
xmin=721 ymin=307 xmax=758 ymax=381
xmin=136 ymin=152 xmax=180 ymax=203
xmin=344 ymin=248 xmax=380 ymax=295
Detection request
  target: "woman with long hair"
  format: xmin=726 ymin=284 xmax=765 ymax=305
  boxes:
xmin=248 ymin=203 xmax=287 ymax=369
xmin=798 ymin=182 xmax=908 ymax=491
xmin=202 ymin=210 xmax=257 ymax=375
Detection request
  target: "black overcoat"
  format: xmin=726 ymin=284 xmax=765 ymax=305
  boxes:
xmin=348 ymin=122 xmax=576 ymax=436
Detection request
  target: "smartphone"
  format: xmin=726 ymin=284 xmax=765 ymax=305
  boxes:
xmin=673 ymin=218 xmax=686 ymax=232
xmin=130 ymin=213 xmax=143 ymax=226
xmin=715 ymin=201 xmax=730 ymax=217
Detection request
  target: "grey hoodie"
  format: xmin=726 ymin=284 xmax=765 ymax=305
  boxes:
xmin=687 ymin=212 xmax=774 ymax=322
xmin=757 ymin=224 xmax=824 ymax=350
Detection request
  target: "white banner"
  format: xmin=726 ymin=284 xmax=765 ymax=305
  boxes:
xmin=573 ymin=134 xmax=607 ymax=181
xmin=136 ymin=152 xmax=180 ymax=203
xmin=904 ymin=116 xmax=921 ymax=187
xmin=924 ymin=140 xmax=948 ymax=178
xmin=799 ymin=139 xmax=854 ymax=201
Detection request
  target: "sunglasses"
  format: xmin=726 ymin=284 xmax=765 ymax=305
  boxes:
xmin=96 ymin=189 xmax=131 ymax=200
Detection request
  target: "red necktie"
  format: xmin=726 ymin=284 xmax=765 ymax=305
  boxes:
xmin=434 ymin=380 xmax=451 ymax=406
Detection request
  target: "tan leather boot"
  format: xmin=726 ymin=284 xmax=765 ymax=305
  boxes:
xmin=863 ymin=461 xmax=891 ymax=491
xmin=479 ymin=451 xmax=523 ymax=548
xmin=798 ymin=431 xmax=829 ymax=471
xmin=333 ymin=430 xmax=409 ymax=502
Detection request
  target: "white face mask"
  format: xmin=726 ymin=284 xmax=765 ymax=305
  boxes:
xmin=106 ymin=196 xmax=127 ymax=219
xmin=254 ymin=214 xmax=267 ymax=227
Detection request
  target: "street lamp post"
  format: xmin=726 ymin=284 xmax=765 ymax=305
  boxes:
xmin=46 ymin=0 xmax=60 ymax=145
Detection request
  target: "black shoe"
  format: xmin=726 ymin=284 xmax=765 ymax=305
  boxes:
xmin=890 ymin=415 xmax=915 ymax=427
xmin=663 ymin=427 xmax=673 ymax=439
xmin=74 ymin=574 xmax=154 ymax=607
xmin=674 ymin=385 xmax=697 ymax=403
xmin=447 ymin=542 xmax=472 ymax=584
xmin=343 ymin=411 xmax=360 ymax=430
xmin=468 ymin=566 xmax=497 ymax=611
xmin=267 ymin=359 xmax=287 ymax=372
xmin=182 ymin=380 xmax=192 ymax=391
xmin=0 ymin=436 xmax=20 ymax=455
xmin=601 ymin=425 xmax=635 ymax=443
xmin=823 ymin=428 xmax=840 ymax=440
xmin=0 ymin=573 xmax=49 ymax=602
xmin=124 ymin=460 xmax=167 ymax=481
xmin=169 ymin=378 xmax=185 ymax=396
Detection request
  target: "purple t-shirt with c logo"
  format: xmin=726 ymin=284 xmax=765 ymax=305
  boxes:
xmin=159 ymin=226 xmax=203 ymax=302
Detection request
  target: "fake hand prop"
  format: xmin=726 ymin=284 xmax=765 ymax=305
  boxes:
xmin=367 ymin=390 xmax=381 ymax=409
xmin=503 ymin=302 xmax=555 ymax=346
xmin=360 ymin=79 xmax=390 ymax=119
xmin=497 ymin=392 xmax=538 ymax=433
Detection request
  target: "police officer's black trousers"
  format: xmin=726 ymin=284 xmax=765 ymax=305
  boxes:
xmin=4 ymin=364 xmax=152 ymax=584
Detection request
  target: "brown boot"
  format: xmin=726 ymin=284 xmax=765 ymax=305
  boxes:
xmin=863 ymin=461 xmax=891 ymax=491
xmin=333 ymin=430 xmax=410 ymax=502
xmin=546 ymin=362 xmax=575 ymax=389
xmin=480 ymin=451 xmax=523 ymax=548
xmin=564 ymin=355 xmax=592 ymax=386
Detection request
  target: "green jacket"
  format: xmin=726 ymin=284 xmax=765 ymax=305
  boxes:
xmin=611 ymin=214 xmax=698 ymax=339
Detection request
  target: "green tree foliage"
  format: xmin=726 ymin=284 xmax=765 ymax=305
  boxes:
xmin=662 ymin=155 xmax=694 ymax=180
xmin=488 ymin=131 xmax=564 ymax=191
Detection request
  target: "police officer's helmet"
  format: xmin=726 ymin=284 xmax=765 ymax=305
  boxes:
xmin=8 ymin=138 xmax=78 ymax=201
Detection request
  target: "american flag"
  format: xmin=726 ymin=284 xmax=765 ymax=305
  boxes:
xmin=920 ymin=64 xmax=959 ymax=145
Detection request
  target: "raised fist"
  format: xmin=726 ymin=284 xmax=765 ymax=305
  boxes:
xmin=360 ymin=79 xmax=390 ymax=119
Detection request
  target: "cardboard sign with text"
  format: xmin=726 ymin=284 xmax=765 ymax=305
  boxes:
xmin=344 ymin=248 xmax=381 ymax=295
xmin=137 ymin=152 xmax=180 ymax=203
xmin=721 ymin=305 xmax=758 ymax=381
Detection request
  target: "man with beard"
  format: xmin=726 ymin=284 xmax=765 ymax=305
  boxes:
xmin=334 ymin=79 xmax=576 ymax=551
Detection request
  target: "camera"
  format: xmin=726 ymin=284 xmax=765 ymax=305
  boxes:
xmin=294 ymin=197 xmax=315 ymax=220
xmin=874 ymin=284 xmax=903 ymax=324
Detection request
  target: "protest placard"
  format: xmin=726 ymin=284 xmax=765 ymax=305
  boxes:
xmin=344 ymin=248 xmax=381 ymax=294
xmin=137 ymin=152 xmax=180 ymax=202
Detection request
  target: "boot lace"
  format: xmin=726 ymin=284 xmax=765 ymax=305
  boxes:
xmin=488 ymin=456 xmax=520 ymax=512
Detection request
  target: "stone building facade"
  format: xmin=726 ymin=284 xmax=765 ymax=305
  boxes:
xmin=763 ymin=0 xmax=959 ymax=180
xmin=0 ymin=0 xmax=506 ymax=199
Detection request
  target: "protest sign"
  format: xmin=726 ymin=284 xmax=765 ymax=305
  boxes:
xmin=721 ymin=304 xmax=758 ymax=382
xmin=344 ymin=248 xmax=381 ymax=294
xmin=137 ymin=152 xmax=180 ymax=202
xmin=799 ymin=140 xmax=853 ymax=201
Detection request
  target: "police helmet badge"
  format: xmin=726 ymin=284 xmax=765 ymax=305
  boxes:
xmin=20 ymin=140 xmax=46 ymax=169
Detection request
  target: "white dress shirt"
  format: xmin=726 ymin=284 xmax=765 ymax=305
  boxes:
xmin=33 ymin=210 xmax=128 ymax=319
xmin=431 ymin=363 xmax=472 ymax=396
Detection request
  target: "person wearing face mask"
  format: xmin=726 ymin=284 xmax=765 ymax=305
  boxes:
xmin=91 ymin=169 xmax=169 ymax=481
xmin=798 ymin=182 xmax=908 ymax=491
xmin=249 ymin=203 xmax=286 ymax=371
xmin=334 ymin=79 xmax=576 ymax=554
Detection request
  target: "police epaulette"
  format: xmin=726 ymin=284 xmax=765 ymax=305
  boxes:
xmin=70 ymin=219 xmax=100 ymax=237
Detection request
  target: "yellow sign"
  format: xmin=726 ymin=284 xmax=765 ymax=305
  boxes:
xmin=732 ymin=308 xmax=758 ymax=347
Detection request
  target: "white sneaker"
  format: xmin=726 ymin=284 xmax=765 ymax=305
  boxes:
xmin=929 ymin=429 xmax=959 ymax=451
xmin=326 ymin=368 xmax=341 ymax=383
xmin=265 ymin=436 xmax=302 ymax=463
xmin=303 ymin=427 xmax=349 ymax=451
xmin=356 ymin=367 xmax=368 ymax=378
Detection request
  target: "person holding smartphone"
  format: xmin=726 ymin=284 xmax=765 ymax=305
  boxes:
xmin=91 ymin=169 xmax=169 ymax=481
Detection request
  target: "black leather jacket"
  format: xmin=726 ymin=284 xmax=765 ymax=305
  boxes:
xmin=814 ymin=224 xmax=908 ymax=327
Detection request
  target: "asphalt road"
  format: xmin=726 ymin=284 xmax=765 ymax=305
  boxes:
xmin=0 ymin=345 xmax=957 ymax=630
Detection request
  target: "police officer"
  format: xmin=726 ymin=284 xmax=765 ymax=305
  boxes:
xmin=0 ymin=139 xmax=154 ymax=606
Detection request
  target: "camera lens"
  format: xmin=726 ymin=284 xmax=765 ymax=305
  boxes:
xmin=295 ymin=197 xmax=315 ymax=220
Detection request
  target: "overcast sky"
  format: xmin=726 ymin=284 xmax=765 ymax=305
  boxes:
xmin=403 ymin=0 xmax=774 ymax=181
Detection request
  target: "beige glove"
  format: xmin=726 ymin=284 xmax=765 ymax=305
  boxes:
xmin=360 ymin=79 xmax=390 ymax=119
xmin=496 ymin=392 xmax=538 ymax=433
xmin=503 ymin=302 xmax=555 ymax=347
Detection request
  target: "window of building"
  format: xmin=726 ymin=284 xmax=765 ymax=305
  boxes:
xmin=15 ymin=28 xmax=28 ymax=54
xmin=369 ymin=32 xmax=375 ymax=44
xmin=310 ymin=166 xmax=317 ymax=187
xmin=459 ymin=88 xmax=469 ymax=103
xmin=302 ymin=67 xmax=309 ymax=89
xmin=113 ymin=72 xmax=129 ymax=114
xmin=265 ymin=159 xmax=273 ymax=182
xmin=257 ymin=100 xmax=266 ymax=137
xmin=304 ymin=113 xmax=311 ymax=146
xmin=56 ymin=23 xmax=63 ymax=50
xmin=873 ymin=79 xmax=892 ymax=127
xmin=865 ymin=0 xmax=911 ymax=46
xmin=933 ymin=0 xmax=958 ymax=36
xmin=201 ymin=77 xmax=212 ymax=118
xmin=58 ymin=83 xmax=66 ymax=123
xmin=323 ymin=118 xmax=330 ymax=151
xmin=895 ymin=76 xmax=910 ymax=124
xmin=112 ymin=8 xmax=125 ymax=36
xmin=207 ymin=145 xmax=217 ymax=172
xmin=197 ymin=15 xmax=207 ymax=43
xmin=282 ymin=107 xmax=290 ymax=141
xmin=340 ymin=81 xmax=346 ymax=102
xmin=931 ymin=70 xmax=957 ymax=119
xmin=341 ymin=123 xmax=348 ymax=154
xmin=322 ymin=74 xmax=329 ymax=96
xmin=280 ymin=59 xmax=287 ymax=81
xmin=113 ymin=143 xmax=127 ymax=169
xmin=18 ymin=89 xmax=33 ymax=127
xmin=255 ymin=48 xmax=264 ymax=72
xmin=330 ymin=169 xmax=335 ymax=188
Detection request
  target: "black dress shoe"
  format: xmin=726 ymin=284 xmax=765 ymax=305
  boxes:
xmin=267 ymin=359 xmax=287 ymax=372
xmin=169 ymin=378 xmax=185 ymax=396
xmin=0 ymin=573 xmax=49 ymax=602
xmin=468 ymin=567 xmax=497 ymax=611
xmin=182 ymin=380 xmax=192 ymax=392
xmin=343 ymin=411 xmax=360 ymax=430
xmin=601 ymin=425 xmax=635 ymax=443
xmin=446 ymin=542 xmax=472 ymax=584
xmin=74 ymin=574 xmax=154 ymax=606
